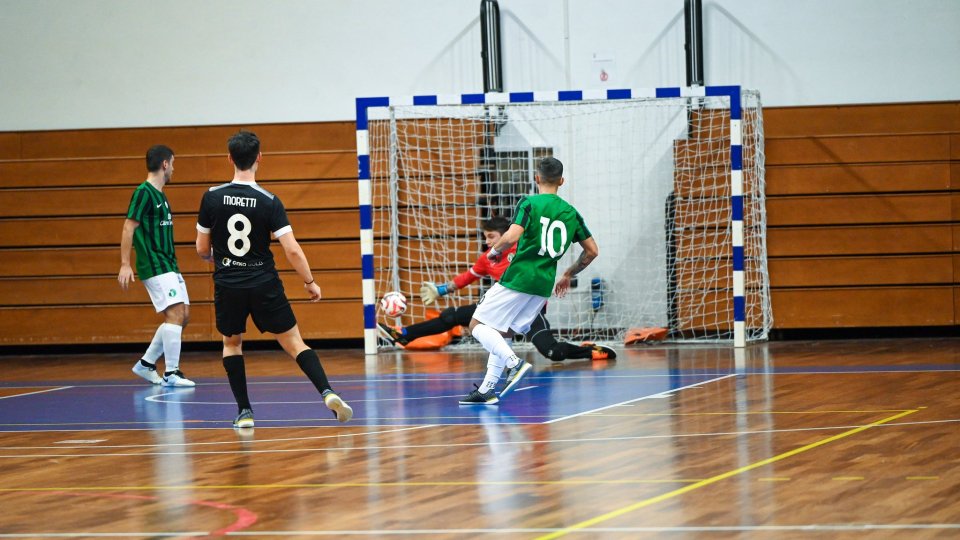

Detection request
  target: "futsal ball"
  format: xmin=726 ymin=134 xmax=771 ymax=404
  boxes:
xmin=380 ymin=291 xmax=407 ymax=317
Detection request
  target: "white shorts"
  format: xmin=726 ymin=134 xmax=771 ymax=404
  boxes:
xmin=472 ymin=283 xmax=547 ymax=334
xmin=143 ymin=272 xmax=190 ymax=313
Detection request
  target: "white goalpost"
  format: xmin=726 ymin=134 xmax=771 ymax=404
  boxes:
xmin=356 ymin=86 xmax=771 ymax=354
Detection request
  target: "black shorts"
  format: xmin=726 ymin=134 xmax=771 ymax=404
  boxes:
xmin=214 ymin=279 xmax=297 ymax=336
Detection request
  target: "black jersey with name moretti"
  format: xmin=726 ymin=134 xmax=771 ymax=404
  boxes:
xmin=197 ymin=181 xmax=292 ymax=287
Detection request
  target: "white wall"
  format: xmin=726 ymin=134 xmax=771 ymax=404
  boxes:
xmin=1 ymin=0 xmax=958 ymax=130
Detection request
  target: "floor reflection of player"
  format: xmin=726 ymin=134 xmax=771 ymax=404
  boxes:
xmin=132 ymin=385 xmax=195 ymax=515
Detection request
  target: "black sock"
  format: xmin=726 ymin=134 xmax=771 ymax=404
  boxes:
xmin=139 ymin=359 xmax=156 ymax=369
xmin=402 ymin=318 xmax=456 ymax=341
xmin=223 ymin=355 xmax=252 ymax=412
xmin=296 ymin=349 xmax=332 ymax=395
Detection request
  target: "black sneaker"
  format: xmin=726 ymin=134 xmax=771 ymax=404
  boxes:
xmin=499 ymin=361 xmax=532 ymax=400
xmin=582 ymin=342 xmax=618 ymax=361
xmin=233 ymin=408 xmax=254 ymax=428
xmin=377 ymin=323 xmax=409 ymax=346
xmin=458 ymin=384 xmax=499 ymax=405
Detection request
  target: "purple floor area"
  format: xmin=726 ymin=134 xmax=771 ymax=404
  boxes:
xmin=0 ymin=368 xmax=724 ymax=431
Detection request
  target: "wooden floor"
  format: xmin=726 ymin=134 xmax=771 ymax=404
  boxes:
xmin=0 ymin=339 xmax=958 ymax=538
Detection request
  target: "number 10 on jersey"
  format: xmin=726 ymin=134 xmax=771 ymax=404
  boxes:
xmin=538 ymin=217 xmax=567 ymax=259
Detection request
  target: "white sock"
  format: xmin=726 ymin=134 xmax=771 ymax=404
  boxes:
xmin=161 ymin=323 xmax=183 ymax=372
xmin=479 ymin=352 xmax=504 ymax=394
xmin=142 ymin=325 xmax=164 ymax=364
xmin=472 ymin=325 xmax=520 ymax=392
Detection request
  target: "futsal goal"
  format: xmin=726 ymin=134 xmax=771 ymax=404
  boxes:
xmin=356 ymin=86 xmax=771 ymax=354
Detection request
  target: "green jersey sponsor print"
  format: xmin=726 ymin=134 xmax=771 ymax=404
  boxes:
xmin=126 ymin=181 xmax=179 ymax=280
xmin=499 ymin=194 xmax=591 ymax=297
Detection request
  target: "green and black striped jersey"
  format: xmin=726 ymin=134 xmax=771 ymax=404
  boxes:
xmin=126 ymin=181 xmax=179 ymax=280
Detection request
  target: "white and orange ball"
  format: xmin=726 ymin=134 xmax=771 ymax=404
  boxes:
xmin=380 ymin=291 xmax=407 ymax=317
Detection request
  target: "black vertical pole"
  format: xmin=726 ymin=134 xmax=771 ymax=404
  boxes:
xmin=684 ymin=0 xmax=704 ymax=87
xmin=480 ymin=0 xmax=503 ymax=93
xmin=479 ymin=0 xmax=503 ymax=224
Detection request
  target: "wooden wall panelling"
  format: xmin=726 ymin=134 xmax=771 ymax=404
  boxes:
xmin=0 ymin=180 xmax=359 ymax=218
xmin=763 ymin=102 xmax=960 ymax=138
xmin=766 ymin=134 xmax=951 ymax=166
xmin=0 ymin=151 xmax=355 ymax=189
xmin=765 ymin=163 xmax=952 ymax=196
xmin=768 ymin=255 xmax=954 ymax=288
xmin=771 ymin=287 xmax=955 ymax=328
xmin=767 ymin=225 xmax=953 ymax=257
xmin=0 ymin=210 xmax=358 ymax=248
xmin=0 ymin=300 xmax=362 ymax=345
xmin=15 ymin=122 xmax=356 ymax=159
xmin=766 ymin=193 xmax=954 ymax=226
xmin=0 ymin=270 xmax=360 ymax=307
xmin=674 ymin=289 xmax=767 ymax=330
xmin=0 ymin=241 xmax=361 ymax=278
xmin=0 ymin=133 xmax=19 ymax=159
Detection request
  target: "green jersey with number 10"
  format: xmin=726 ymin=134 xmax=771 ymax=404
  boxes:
xmin=498 ymin=194 xmax=591 ymax=298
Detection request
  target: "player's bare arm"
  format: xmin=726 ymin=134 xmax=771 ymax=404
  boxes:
xmin=278 ymin=232 xmax=322 ymax=302
xmin=555 ymin=236 xmax=599 ymax=298
xmin=487 ymin=223 xmax=524 ymax=261
xmin=195 ymin=230 xmax=213 ymax=263
xmin=118 ymin=218 xmax=140 ymax=290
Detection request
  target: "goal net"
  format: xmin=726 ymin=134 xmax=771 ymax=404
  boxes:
xmin=357 ymin=87 xmax=771 ymax=353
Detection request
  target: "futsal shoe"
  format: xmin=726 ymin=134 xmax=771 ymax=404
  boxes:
xmin=377 ymin=323 xmax=409 ymax=346
xmin=459 ymin=384 xmax=499 ymax=405
xmin=233 ymin=408 xmax=255 ymax=429
xmin=498 ymin=361 xmax=532 ymax=400
xmin=132 ymin=360 xmax=163 ymax=385
xmin=582 ymin=342 xmax=617 ymax=361
xmin=323 ymin=392 xmax=354 ymax=423
xmin=162 ymin=370 xmax=196 ymax=387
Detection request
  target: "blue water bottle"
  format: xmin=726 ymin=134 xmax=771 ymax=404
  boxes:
xmin=590 ymin=277 xmax=605 ymax=311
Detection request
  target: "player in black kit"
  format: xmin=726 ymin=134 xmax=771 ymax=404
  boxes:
xmin=195 ymin=131 xmax=352 ymax=428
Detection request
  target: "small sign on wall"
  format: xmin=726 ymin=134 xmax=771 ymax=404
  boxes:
xmin=592 ymin=51 xmax=617 ymax=85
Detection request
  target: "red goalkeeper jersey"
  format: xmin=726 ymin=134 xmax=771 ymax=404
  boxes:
xmin=452 ymin=245 xmax=517 ymax=289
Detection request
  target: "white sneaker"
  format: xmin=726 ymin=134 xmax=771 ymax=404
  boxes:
xmin=163 ymin=370 xmax=196 ymax=387
xmin=323 ymin=392 xmax=353 ymax=423
xmin=132 ymin=361 xmax=162 ymax=385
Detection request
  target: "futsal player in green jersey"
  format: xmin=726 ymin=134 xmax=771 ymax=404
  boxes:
xmin=460 ymin=157 xmax=599 ymax=404
xmin=118 ymin=145 xmax=194 ymax=387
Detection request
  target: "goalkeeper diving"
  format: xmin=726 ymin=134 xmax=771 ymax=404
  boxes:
xmin=378 ymin=217 xmax=615 ymax=362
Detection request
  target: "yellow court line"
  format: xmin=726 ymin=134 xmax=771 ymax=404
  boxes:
xmin=832 ymin=476 xmax=865 ymax=481
xmin=536 ymin=408 xmax=919 ymax=540
xmin=906 ymin=476 xmax=939 ymax=480
xmin=0 ymin=479 xmax=708 ymax=492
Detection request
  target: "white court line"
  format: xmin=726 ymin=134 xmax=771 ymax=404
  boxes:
xmin=146 ymin=392 xmax=471 ymax=405
xmin=1 ymin=524 xmax=958 ymax=537
xmin=7 ymin=417 xmax=955 ymax=459
xmin=0 ymin=425 xmax=435 ymax=450
xmin=0 ymin=386 xmax=72 ymax=400
xmin=1 ymin=367 xmax=954 ymax=391
xmin=544 ymin=374 xmax=736 ymax=424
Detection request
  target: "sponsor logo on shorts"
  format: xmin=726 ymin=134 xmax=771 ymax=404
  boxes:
xmin=168 ymin=289 xmax=177 ymax=297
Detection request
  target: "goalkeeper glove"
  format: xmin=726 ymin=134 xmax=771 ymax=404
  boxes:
xmin=419 ymin=282 xmax=449 ymax=305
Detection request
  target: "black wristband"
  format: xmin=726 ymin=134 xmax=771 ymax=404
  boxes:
xmin=304 ymin=279 xmax=315 ymax=285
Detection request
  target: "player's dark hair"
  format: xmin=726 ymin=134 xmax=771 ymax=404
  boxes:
xmin=537 ymin=156 xmax=563 ymax=184
xmin=481 ymin=216 xmax=510 ymax=234
xmin=228 ymin=131 xmax=261 ymax=171
xmin=145 ymin=145 xmax=174 ymax=173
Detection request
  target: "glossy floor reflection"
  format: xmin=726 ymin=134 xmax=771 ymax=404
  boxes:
xmin=0 ymin=339 xmax=957 ymax=538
